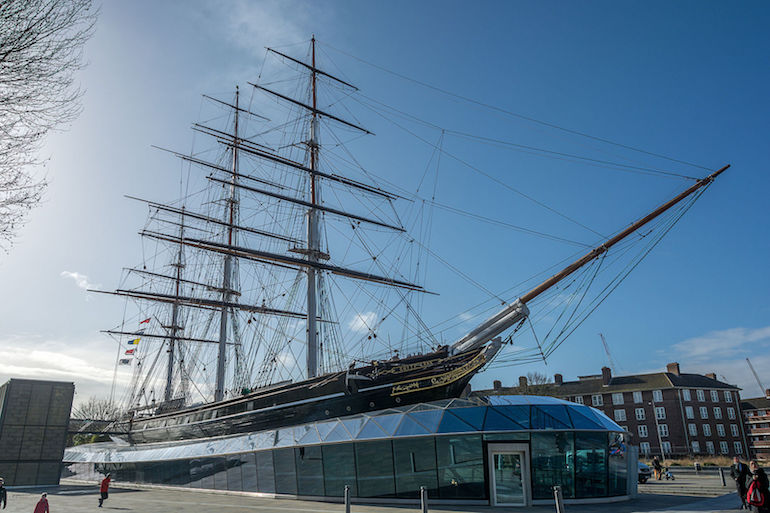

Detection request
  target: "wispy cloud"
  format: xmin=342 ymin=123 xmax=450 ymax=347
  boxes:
xmin=60 ymin=270 xmax=100 ymax=291
xmin=348 ymin=311 xmax=377 ymax=334
xmin=670 ymin=326 xmax=770 ymax=397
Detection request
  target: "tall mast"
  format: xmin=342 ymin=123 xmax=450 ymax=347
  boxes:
xmin=164 ymin=209 xmax=185 ymax=403
xmin=215 ymin=86 xmax=239 ymax=402
xmin=306 ymin=36 xmax=320 ymax=379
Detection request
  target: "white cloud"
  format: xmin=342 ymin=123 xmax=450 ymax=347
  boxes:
xmin=60 ymin=270 xmax=100 ymax=291
xmin=348 ymin=311 xmax=377 ymax=334
xmin=672 ymin=326 xmax=770 ymax=360
xmin=458 ymin=312 xmax=475 ymax=322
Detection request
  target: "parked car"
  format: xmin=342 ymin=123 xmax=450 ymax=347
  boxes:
xmin=638 ymin=462 xmax=652 ymax=483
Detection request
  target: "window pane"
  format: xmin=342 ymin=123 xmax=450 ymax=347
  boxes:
xmin=296 ymin=446 xmax=324 ymax=496
xmin=165 ymin=460 xmax=190 ymax=487
xmin=393 ymin=437 xmax=438 ymax=498
xmin=213 ymin=458 xmax=228 ymax=490
xmin=608 ymin=433 xmax=627 ymax=496
xmin=322 ymin=443 xmax=357 ymax=497
xmin=575 ymin=432 xmax=608 ymax=498
xmin=355 ymin=440 xmax=395 ymax=498
xmin=436 ymin=435 xmax=485 ymax=499
xmin=256 ymin=451 xmax=275 ymax=493
xmin=273 ymin=448 xmax=297 ymax=495
xmin=531 ymin=432 xmax=574 ymax=499
xmin=234 ymin=453 xmax=256 ymax=492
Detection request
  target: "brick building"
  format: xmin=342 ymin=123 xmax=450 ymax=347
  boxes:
xmin=740 ymin=391 xmax=770 ymax=461
xmin=476 ymin=362 xmax=748 ymax=458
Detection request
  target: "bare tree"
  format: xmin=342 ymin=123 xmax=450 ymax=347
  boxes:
xmin=0 ymin=0 xmax=98 ymax=250
xmin=72 ymin=396 xmax=120 ymax=420
xmin=517 ymin=371 xmax=557 ymax=396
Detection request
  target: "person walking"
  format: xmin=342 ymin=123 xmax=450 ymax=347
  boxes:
xmin=732 ymin=456 xmax=750 ymax=509
xmin=652 ymin=456 xmax=663 ymax=481
xmin=0 ymin=477 xmax=6 ymax=509
xmin=98 ymin=473 xmax=111 ymax=508
xmin=748 ymin=460 xmax=769 ymax=513
xmin=33 ymin=492 xmax=49 ymax=513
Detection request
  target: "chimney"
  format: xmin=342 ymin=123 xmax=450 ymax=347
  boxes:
xmin=493 ymin=380 xmax=502 ymax=390
xmin=601 ymin=366 xmax=612 ymax=386
xmin=765 ymin=389 xmax=770 ymax=399
xmin=554 ymin=373 xmax=563 ymax=385
xmin=666 ymin=362 xmax=681 ymax=376
xmin=705 ymin=372 xmax=717 ymax=380
xmin=519 ymin=376 xmax=528 ymax=388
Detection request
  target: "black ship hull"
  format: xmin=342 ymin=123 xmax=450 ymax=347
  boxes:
xmin=121 ymin=344 xmax=496 ymax=444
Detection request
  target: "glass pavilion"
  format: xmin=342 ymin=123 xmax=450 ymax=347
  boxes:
xmin=63 ymin=395 xmax=635 ymax=506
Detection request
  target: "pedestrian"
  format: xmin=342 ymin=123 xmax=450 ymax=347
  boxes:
xmin=732 ymin=456 xmax=751 ymax=509
xmin=98 ymin=473 xmax=111 ymax=508
xmin=652 ymin=456 xmax=663 ymax=481
xmin=748 ymin=460 xmax=769 ymax=513
xmin=33 ymin=492 xmax=48 ymax=513
xmin=0 ymin=477 xmax=6 ymax=509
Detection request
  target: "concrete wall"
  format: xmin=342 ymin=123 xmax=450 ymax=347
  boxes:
xmin=0 ymin=379 xmax=74 ymax=486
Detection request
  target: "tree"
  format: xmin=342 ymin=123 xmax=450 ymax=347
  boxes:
xmin=71 ymin=396 xmax=120 ymax=420
xmin=517 ymin=371 xmax=557 ymax=397
xmin=0 ymin=0 xmax=98 ymax=250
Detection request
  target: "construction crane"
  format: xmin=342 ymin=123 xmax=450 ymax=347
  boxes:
xmin=599 ymin=333 xmax=617 ymax=374
xmin=746 ymin=357 xmax=766 ymax=395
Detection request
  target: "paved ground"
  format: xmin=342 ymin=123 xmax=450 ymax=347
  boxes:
xmin=2 ymin=478 xmax=745 ymax=513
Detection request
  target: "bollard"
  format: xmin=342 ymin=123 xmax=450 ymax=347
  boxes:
xmin=553 ymin=485 xmax=565 ymax=513
xmin=420 ymin=485 xmax=428 ymax=513
xmin=719 ymin=468 xmax=726 ymax=487
xmin=344 ymin=484 xmax=351 ymax=513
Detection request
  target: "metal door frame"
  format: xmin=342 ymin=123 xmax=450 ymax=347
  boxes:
xmin=487 ymin=442 xmax=530 ymax=507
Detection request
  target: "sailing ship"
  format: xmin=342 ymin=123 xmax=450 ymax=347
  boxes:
xmin=101 ymin=38 xmax=728 ymax=444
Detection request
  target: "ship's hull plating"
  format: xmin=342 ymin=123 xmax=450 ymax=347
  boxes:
xmin=122 ymin=345 xmax=490 ymax=444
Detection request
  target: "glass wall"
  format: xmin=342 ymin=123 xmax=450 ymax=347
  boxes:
xmin=67 ymin=430 xmax=630 ymax=503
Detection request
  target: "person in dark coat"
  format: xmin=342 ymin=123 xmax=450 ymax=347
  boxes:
xmin=732 ymin=456 xmax=750 ymax=509
xmin=98 ymin=473 xmax=111 ymax=508
xmin=0 ymin=477 xmax=6 ymax=509
xmin=652 ymin=456 xmax=663 ymax=480
xmin=749 ymin=460 xmax=770 ymax=513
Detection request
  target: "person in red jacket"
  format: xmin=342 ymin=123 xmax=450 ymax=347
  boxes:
xmin=98 ymin=474 xmax=111 ymax=508
xmin=33 ymin=492 xmax=49 ymax=513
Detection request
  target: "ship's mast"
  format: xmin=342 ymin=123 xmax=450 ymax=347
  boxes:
xmin=215 ymin=86 xmax=239 ymax=402
xmin=164 ymin=209 xmax=185 ymax=402
xmin=306 ymin=37 xmax=320 ymax=379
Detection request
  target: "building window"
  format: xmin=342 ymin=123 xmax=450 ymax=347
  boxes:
xmin=692 ymin=441 xmax=700 ymax=453
xmin=710 ymin=390 xmax=719 ymax=402
xmin=727 ymin=407 xmax=736 ymax=419
xmin=592 ymin=395 xmax=603 ymax=407
xmin=697 ymin=390 xmax=705 ymax=402
xmin=640 ymin=442 xmax=651 ymax=455
xmin=717 ymin=424 xmax=725 ymax=437
xmin=706 ymin=441 xmax=715 ymax=454
xmin=724 ymin=391 xmax=732 ymax=403
xmin=731 ymin=424 xmax=739 ymax=437
xmin=574 ymin=396 xmax=584 ymax=405
xmin=720 ymin=441 xmax=729 ymax=454
xmin=635 ymin=408 xmax=646 ymax=421
xmin=685 ymin=406 xmax=694 ymax=419
xmin=703 ymin=424 xmax=712 ymax=437
xmin=638 ymin=425 xmax=648 ymax=438
xmin=661 ymin=441 xmax=671 ymax=454
xmin=734 ymin=441 xmax=743 ymax=454
xmin=614 ymin=409 xmax=626 ymax=422
xmin=612 ymin=393 xmax=624 ymax=405
xmin=700 ymin=407 xmax=708 ymax=419
xmin=655 ymin=407 xmax=666 ymax=420
xmin=688 ymin=423 xmax=697 ymax=436
xmin=653 ymin=390 xmax=663 ymax=402
xmin=682 ymin=389 xmax=691 ymax=401
xmin=714 ymin=407 xmax=722 ymax=419
xmin=658 ymin=424 xmax=669 ymax=437
xmin=633 ymin=391 xmax=643 ymax=403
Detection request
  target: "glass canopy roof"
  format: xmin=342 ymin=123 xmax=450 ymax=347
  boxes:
xmin=64 ymin=395 xmax=623 ymax=464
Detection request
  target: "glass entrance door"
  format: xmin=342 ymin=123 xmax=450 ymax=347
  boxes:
xmin=488 ymin=444 xmax=529 ymax=507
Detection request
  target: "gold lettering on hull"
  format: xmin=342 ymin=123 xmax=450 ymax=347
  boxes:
xmin=390 ymin=352 xmax=486 ymax=396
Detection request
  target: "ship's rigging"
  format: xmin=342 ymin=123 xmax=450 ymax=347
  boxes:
xmin=100 ymin=37 xmax=728 ymax=416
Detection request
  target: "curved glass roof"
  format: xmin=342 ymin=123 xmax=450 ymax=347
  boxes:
xmin=64 ymin=395 xmax=623 ymax=464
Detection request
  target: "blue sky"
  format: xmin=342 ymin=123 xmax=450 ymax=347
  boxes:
xmin=0 ymin=1 xmax=768 ymax=404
